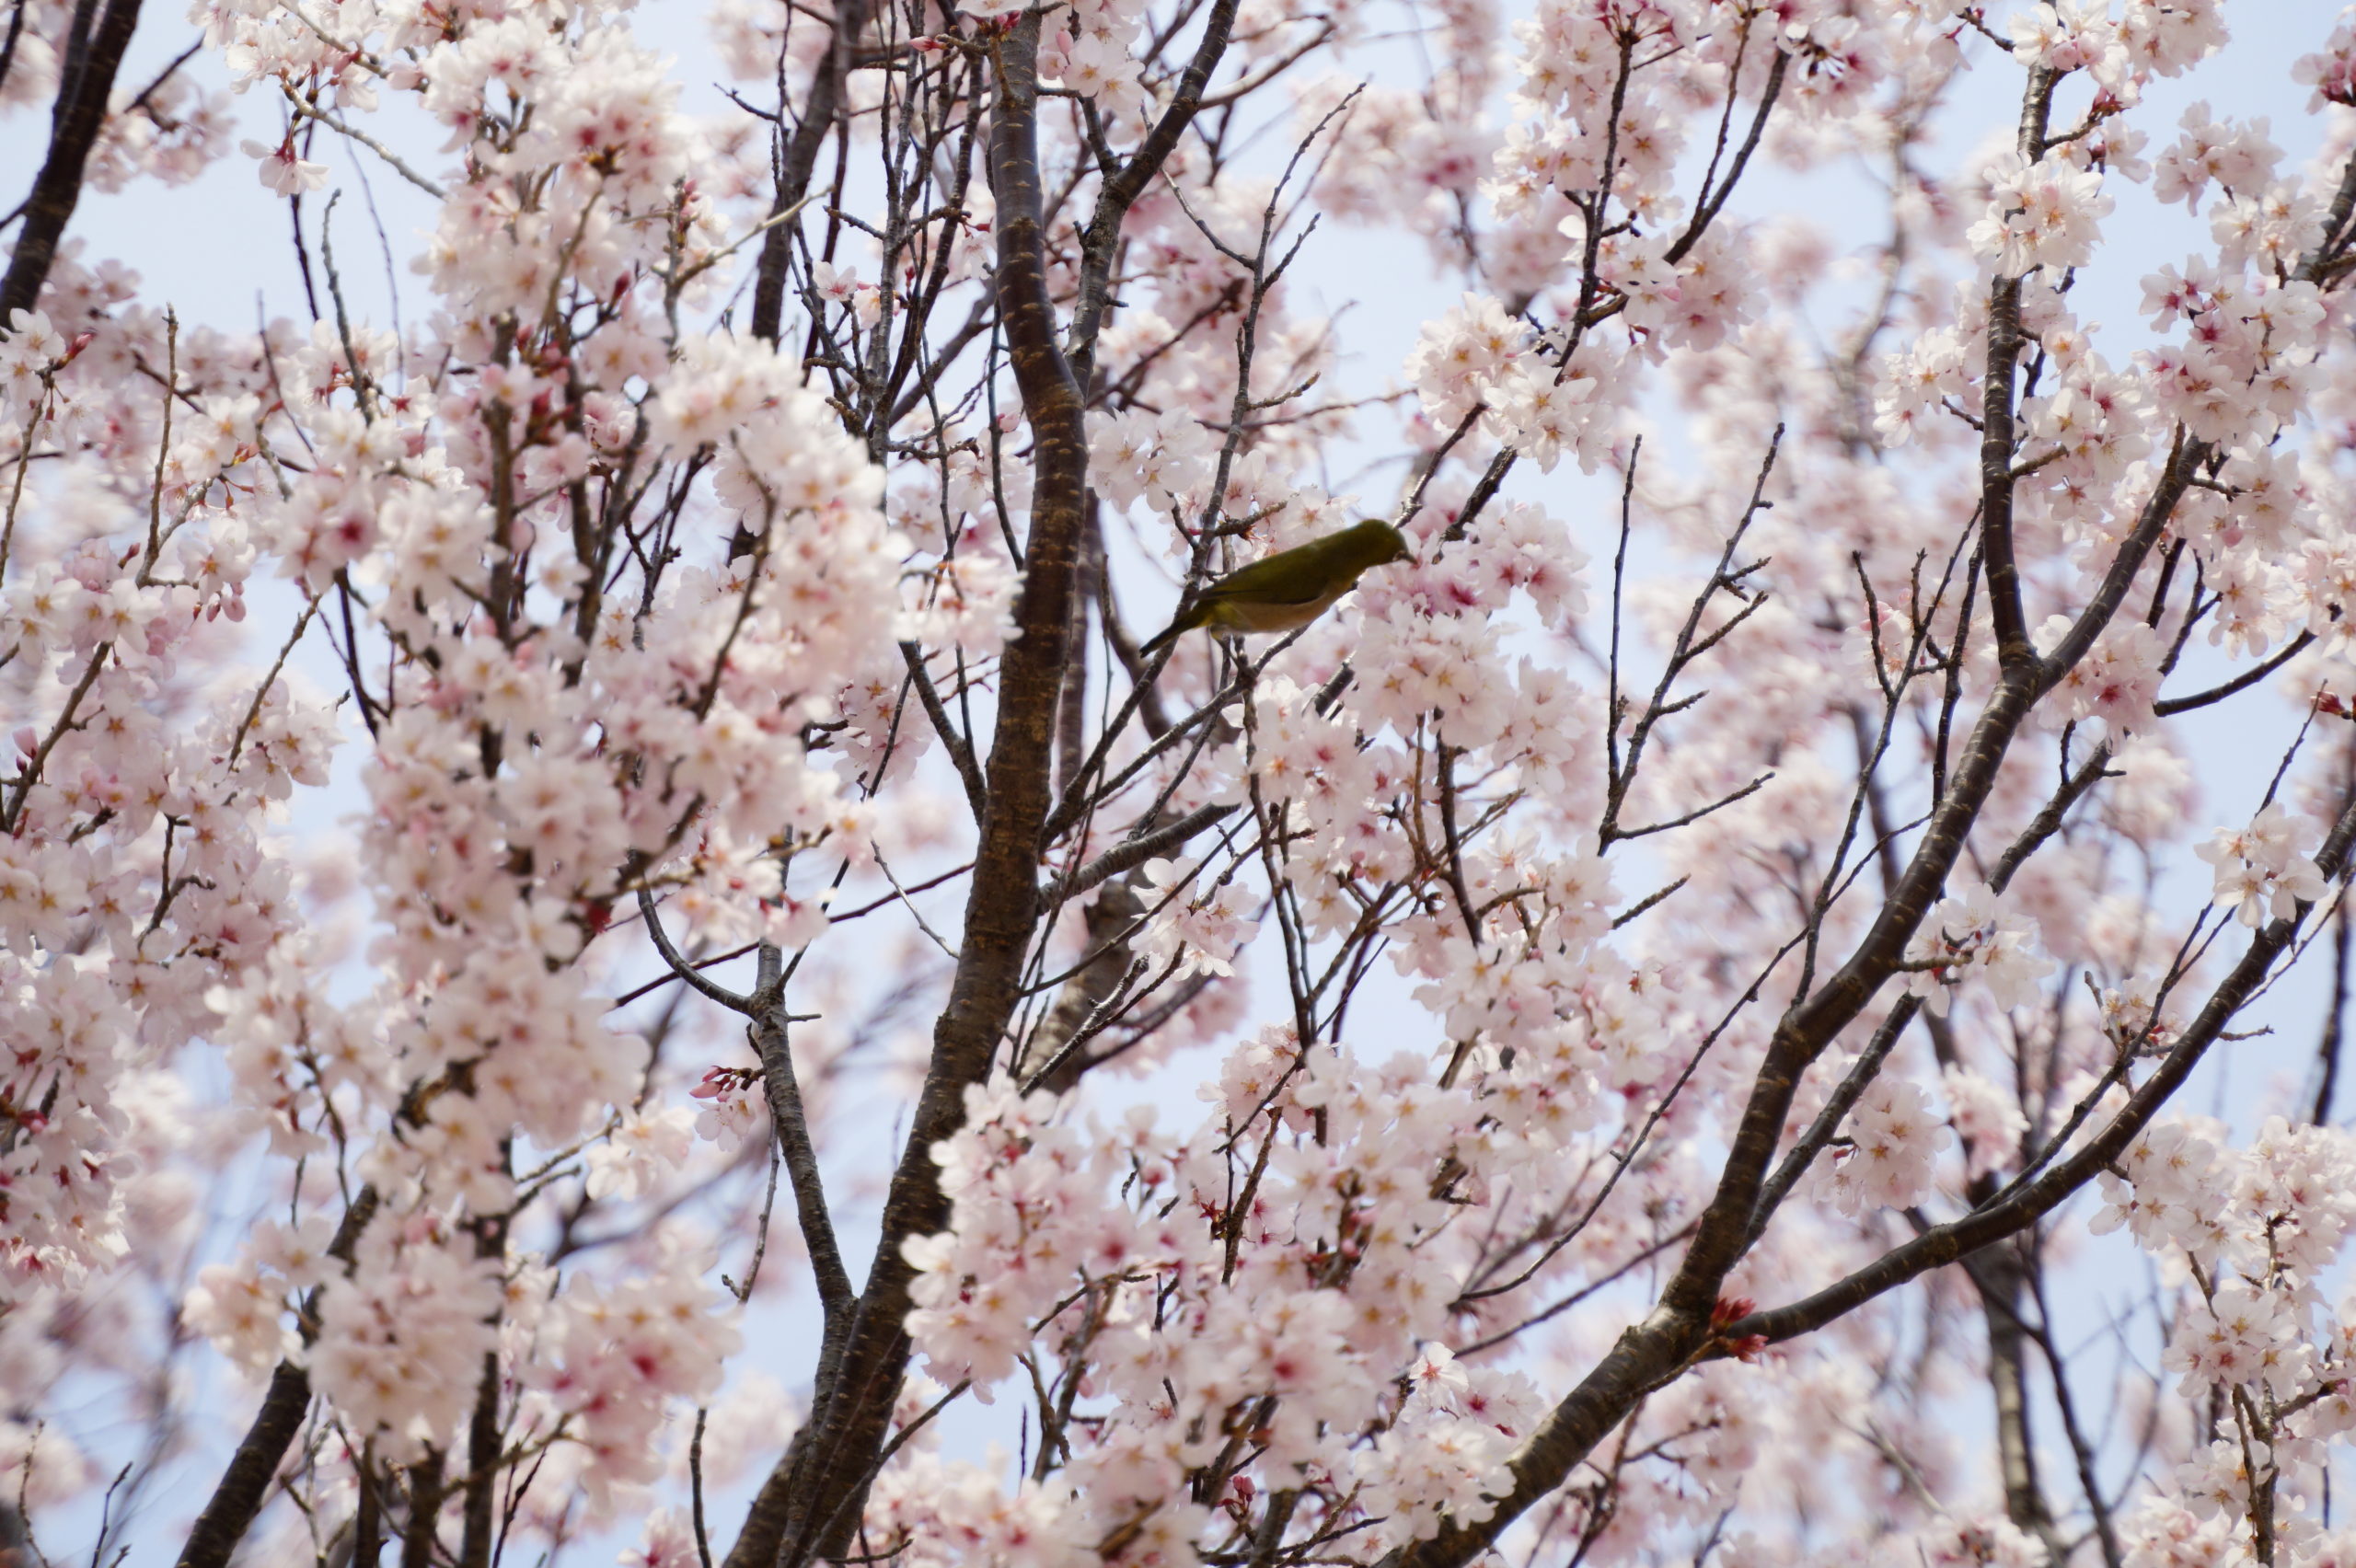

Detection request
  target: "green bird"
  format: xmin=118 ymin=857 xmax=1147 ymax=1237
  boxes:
xmin=1140 ymin=520 xmax=1415 ymax=656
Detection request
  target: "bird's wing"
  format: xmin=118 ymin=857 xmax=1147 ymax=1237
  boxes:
xmin=1201 ymin=545 xmax=1333 ymax=606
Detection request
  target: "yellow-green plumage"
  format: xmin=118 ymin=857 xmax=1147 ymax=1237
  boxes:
xmin=1141 ymin=520 xmax=1415 ymax=655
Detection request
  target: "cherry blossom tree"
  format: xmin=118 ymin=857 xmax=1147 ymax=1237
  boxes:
xmin=8 ymin=0 xmax=2356 ymax=1562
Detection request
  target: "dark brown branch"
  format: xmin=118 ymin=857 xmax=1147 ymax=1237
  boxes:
xmin=899 ymin=640 xmax=987 ymax=819
xmin=1664 ymin=48 xmax=1786 ymax=266
xmin=0 ymin=0 xmax=142 ymax=327
xmin=2153 ymin=632 xmax=2313 ymax=717
xmin=727 ymin=14 xmax=1098 ymax=1563
xmin=1395 ymin=358 xmax=2209 ymax=1568
xmin=456 ymin=1353 xmax=500 ymax=1567
xmin=2037 ymin=434 xmax=2201 ymax=691
xmin=2300 ymin=150 xmax=2356 ymax=284
xmin=176 ymin=1187 xmax=380 ymax=1568
xmin=748 ymin=944 xmax=856 ymax=1331
xmin=2025 ymin=1258 xmax=2125 ymax=1568
xmin=1989 ymin=743 xmax=2113 ymax=895
xmin=1973 ymin=1239 xmax=2060 ymax=1550
xmin=1720 ymin=776 xmax=2356 ymax=1348
xmin=1739 ymin=996 xmax=1918 ymax=1251
xmin=1039 ymin=801 xmax=1238 ymax=906
xmin=749 ymin=0 xmax=872 ymax=343
xmin=1977 ymin=305 xmax=2034 ymax=665
xmin=1066 ymin=0 xmax=1242 ymax=386
xmin=0 ymin=0 xmax=29 ymax=112
xmin=1970 ymin=66 xmax=2061 ymax=675
xmin=2315 ymin=836 xmax=2353 ymax=1127
xmin=636 ymin=888 xmax=756 ymax=1015
xmin=1597 ymin=430 xmax=1780 ymax=849
xmin=399 ymin=1456 xmax=444 ymax=1568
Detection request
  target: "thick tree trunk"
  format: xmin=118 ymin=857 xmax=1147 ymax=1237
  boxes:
xmin=1973 ymin=1243 xmax=2059 ymax=1548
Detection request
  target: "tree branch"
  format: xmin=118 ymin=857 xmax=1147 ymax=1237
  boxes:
xmin=1721 ymin=775 xmax=2356 ymax=1347
xmin=0 ymin=0 xmax=141 ymax=327
xmin=728 ymin=12 xmax=1100 ymax=1562
xmin=1395 ymin=363 xmax=2209 ymax=1568
xmin=176 ymin=1187 xmax=380 ymax=1568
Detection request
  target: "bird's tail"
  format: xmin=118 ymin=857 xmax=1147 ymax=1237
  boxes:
xmin=1140 ymin=605 xmax=1196 ymax=657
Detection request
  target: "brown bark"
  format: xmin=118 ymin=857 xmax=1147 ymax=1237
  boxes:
xmin=723 ymin=0 xmax=1247 ymax=1551
xmin=176 ymin=1187 xmax=379 ymax=1568
xmin=746 ymin=0 xmax=870 ymax=345
xmin=1972 ymin=60 xmax=2059 ymax=679
xmin=173 ymin=1359 xmax=319 ymax=1568
xmin=723 ymin=14 xmax=1091 ymax=1563
xmin=456 ymin=1353 xmax=501 ymax=1568
xmin=399 ymin=1456 xmax=444 ymax=1568
xmin=0 ymin=0 xmax=143 ymax=327
xmin=1973 ymin=1243 xmax=2059 ymax=1548
xmin=1017 ymin=871 xmax=1147 ymax=1094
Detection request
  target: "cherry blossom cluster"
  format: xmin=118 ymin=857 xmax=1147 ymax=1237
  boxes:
xmin=1969 ymin=149 xmax=2115 ymax=278
xmin=2199 ymin=802 xmax=2332 ymax=928
xmin=1817 ymin=1076 xmax=1951 ymax=1216
xmin=1902 ymin=882 xmax=2059 ymax=1018
xmin=2089 ymin=1114 xmax=2356 ymax=1564
xmin=4 ymin=0 xmax=919 ymax=1518
xmin=901 ymin=1049 xmax=1550 ymax=1555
